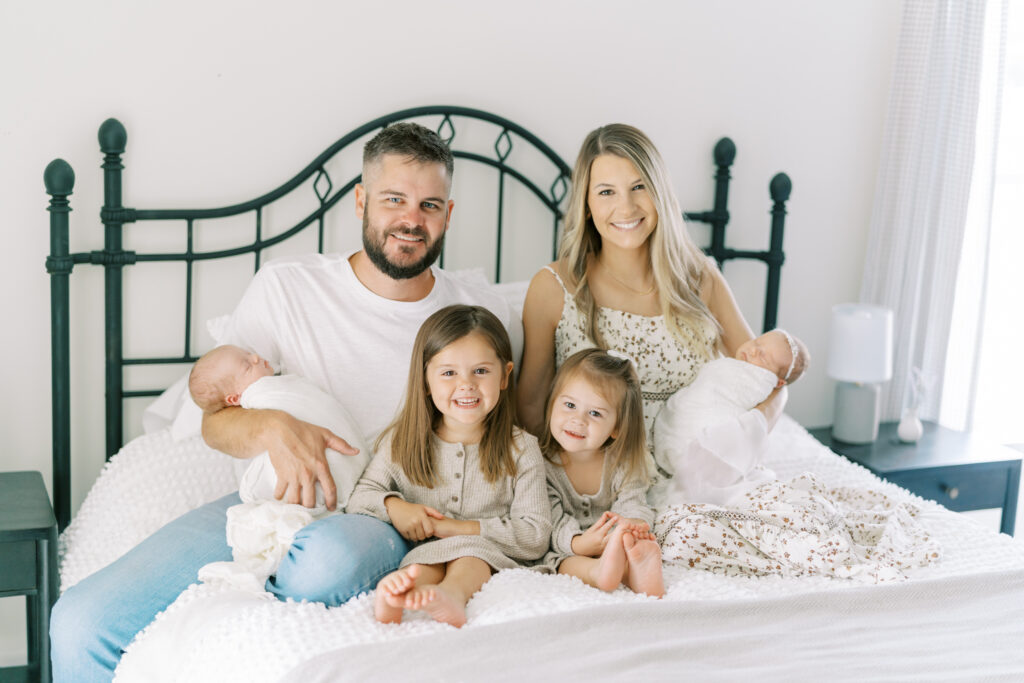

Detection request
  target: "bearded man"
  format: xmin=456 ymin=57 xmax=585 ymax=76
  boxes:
xmin=51 ymin=122 xmax=521 ymax=682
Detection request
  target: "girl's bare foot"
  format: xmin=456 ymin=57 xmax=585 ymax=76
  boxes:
xmin=374 ymin=564 xmax=422 ymax=624
xmin=594 ymin=524 xmax=628 ymax=592
xmin=404 ymin=585 xmax=467 ymax=627
xmin=623 ymin=533 xmax=665 ymax=597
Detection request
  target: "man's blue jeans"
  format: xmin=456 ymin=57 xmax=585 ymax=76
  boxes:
xmin=49 ymin=492 xmax=407 ymax=682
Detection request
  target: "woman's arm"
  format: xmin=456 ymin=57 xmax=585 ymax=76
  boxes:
xmin=700 ymin=259 xmax=788 ymax=427
xmin=700 ymin=258 xmax=754 ymax=357
xmin=516 ymin=265 xmax=565 ymax=436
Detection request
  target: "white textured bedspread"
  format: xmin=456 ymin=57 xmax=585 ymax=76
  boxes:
xmin=59 ymin=417 xmax=1024 ymax=682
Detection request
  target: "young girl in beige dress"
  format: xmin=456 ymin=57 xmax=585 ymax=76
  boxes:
xmin=347 ymin=304 xmax=551 ymax=627
xmin=538 ymin=348 xmax=664 ymax=597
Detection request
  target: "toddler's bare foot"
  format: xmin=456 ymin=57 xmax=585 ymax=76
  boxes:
xmin=624 ymin=533 xmax=665 ymax=598
xmin=404 ymin=585 xmax=467 ymax=627
xmin=374 ymin=564 xmax=421 ymax=624
xmin=594 ymin=524 xmax=628 ymax=592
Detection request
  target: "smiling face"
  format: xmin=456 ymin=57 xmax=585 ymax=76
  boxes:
xmin=425 ymin=331 xmax=513 ymax=444
xmin=357 ymin=153 xmax=454 ymax=280
xmin=548 ymin=374 xmax=620 ymax=459
xmin=586 ymin=154 xmax=658 ymax=252
xmin=735 ymin=331 xmax=792 ymax=386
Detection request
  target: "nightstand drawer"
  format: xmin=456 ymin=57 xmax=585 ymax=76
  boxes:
xmin=0 ymin=540 xmax=36 ymax=593
xmin=888 ymin=465 xmax=1009 ymax=512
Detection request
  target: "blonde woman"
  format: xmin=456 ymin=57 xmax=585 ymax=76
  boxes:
xmin=517 ymin=124 xmax=786 ymax=479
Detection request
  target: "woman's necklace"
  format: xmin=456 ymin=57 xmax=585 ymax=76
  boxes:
xmin=599 ymin=258 xmax=656 ymax=296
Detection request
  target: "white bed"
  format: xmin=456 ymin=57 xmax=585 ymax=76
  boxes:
xmin=59 ymin=416 xmax=1024 ymax=682
xmin=46 ymin=107 xmax=1024 ymax=681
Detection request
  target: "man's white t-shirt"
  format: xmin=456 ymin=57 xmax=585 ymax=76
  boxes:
xmin=219 ymin=251 xmax=522 ymax=446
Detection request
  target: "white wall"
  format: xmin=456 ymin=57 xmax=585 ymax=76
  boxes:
xmin=0 ymin=0 xmax=901 ymax=665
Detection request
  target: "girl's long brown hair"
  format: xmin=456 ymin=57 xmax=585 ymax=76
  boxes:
xmin=376 ymin=304 xmax=518 ymax=487
xmin=539 ymin=348 xmax=648 ymax=489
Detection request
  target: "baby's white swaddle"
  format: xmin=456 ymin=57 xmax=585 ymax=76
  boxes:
xmin=198 ymin=374 xmax=371 ymax=593
xmin=237 ymin=374 xmax=369 ymax=513
xmin=654 ymin=357 xmax=778 ymax=507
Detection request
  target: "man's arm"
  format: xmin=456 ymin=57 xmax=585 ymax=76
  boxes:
xmin=201 ymin=406 xmax=356 ymax=510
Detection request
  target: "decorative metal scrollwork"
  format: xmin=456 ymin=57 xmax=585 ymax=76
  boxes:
xmin=436 ymin=115 xmax=455 ymax=145
xmin=494 ymin=129 xmax=513 ymax=162
xmin=550 ymin=174 xmax=569 ymax=205
xmin=313 ymin=167 xmax=333 ymax=205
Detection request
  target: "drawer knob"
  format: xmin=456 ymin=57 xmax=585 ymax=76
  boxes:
xmin=941 ymin=484 xmax=960 ymax=500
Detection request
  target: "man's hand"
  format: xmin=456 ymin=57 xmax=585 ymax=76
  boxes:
xmin=384 ymin=498 xmax=446 ymax=542
xmin=570 ymin=511 xmax=620 ymax=557
xmin=261 ymin=410 xmax=358 ymax=510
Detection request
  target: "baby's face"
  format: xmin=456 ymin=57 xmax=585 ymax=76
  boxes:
xmin=735 ymin=332 xmax=792 ymax=381
xmin=212 ymin=345 xmax=274 ymax=395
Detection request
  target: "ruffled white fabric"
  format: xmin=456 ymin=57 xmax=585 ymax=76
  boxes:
xmin=197 ymin=502 xmax=316 ymax=593
xmin=59 ymin=418 xmax=1024 ymax=683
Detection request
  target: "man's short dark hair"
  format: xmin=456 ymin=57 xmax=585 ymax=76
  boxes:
xmin=363 ymin=122 xmax=454 ymax=178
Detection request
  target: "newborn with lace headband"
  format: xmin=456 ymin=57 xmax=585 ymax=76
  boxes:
xmin=734 ymin=329 xmax=810 ymax=387
xmin=651 ymin=329 xmax=810 ymax=506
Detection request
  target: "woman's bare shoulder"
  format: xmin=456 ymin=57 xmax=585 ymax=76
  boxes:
xmin=524 ymin=262 xmax=568 ymax=325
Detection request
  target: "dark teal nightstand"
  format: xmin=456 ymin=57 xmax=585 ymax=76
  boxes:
xmin=809 ymin=422 xmax=1021 ymax=536
xmin=0 ymin=471 xmax=58 ymax=683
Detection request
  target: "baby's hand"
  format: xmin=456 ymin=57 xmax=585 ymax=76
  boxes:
xmin=571 ymin=511 xmax=620 ymax=557
xmin=385 ymin=498 xmax=446 ymax=542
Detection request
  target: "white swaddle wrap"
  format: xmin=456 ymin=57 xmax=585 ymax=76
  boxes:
xmin=198 ymin=374 xmax=370 ymax=592
xmin=654 ymin=358 xmax=779 ymax=506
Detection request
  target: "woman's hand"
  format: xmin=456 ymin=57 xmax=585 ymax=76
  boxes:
xmin=755 ymin=385 xmax=788 ymax=431
xmin=432 ymin=518 xmax=481 ymax=538
xmin=570 ymin=511 xmax=620 ymax=557
xmin=384 ymin=498 xmax=446 ymax=542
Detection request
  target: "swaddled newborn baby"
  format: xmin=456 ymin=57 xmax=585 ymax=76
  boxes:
xmin=188 ymin=344 xmax=370 ymax=514
xmin=654 ymin=329 xmax=809 ymax=506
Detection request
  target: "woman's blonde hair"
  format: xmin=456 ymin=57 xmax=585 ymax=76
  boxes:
xmin=539 ymin=348 xmax=648 ymax=488
xmin=377 ymin=304 xmax=517 ymax=488
xmin=559 ymin=124 xmax=718 ymax=357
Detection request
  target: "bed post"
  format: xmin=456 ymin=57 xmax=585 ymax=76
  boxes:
xmin=764 ymin=173 xmax=791 ymax=332
xmin=99 ymin=119 xmax=129 ymax=459
xmin=708 ymin=138 xmax=736 ymax=267
xmin=45 ymin=159 xmax=75 ymax=531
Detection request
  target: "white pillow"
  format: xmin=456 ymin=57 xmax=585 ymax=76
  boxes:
xmin=493 ymin=280 xmax=530 ymax=318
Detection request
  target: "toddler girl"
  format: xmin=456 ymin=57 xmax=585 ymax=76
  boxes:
xmin=536 ymin=348 xmax=664 ymax=597
xmin=347 ymin=304 xmax=551 ymax=627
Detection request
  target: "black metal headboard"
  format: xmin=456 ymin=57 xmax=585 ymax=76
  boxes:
xmin=45 ymin=106 xmax=790 ymax=530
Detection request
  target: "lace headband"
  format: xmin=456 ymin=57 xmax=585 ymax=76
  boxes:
xmin=773 ymin=328 xmax=800 ymax=382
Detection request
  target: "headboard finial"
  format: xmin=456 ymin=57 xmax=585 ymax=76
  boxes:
xmin=713 ymin=137 xmax=736 ymax=167
xmin=770 ymin=173 xmax=792 ymax=202
xmin=98 ymin=118 xmax=127 ymax=154
xmin=44 ymin=158 xmax=75 ymax=196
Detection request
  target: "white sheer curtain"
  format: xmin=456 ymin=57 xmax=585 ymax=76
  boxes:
xmin=860 ymin=0 xmax=1007 ymax=424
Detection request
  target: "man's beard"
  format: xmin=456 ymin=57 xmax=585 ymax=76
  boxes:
xmin=362 ymin=212 xmax=445 ymax=280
